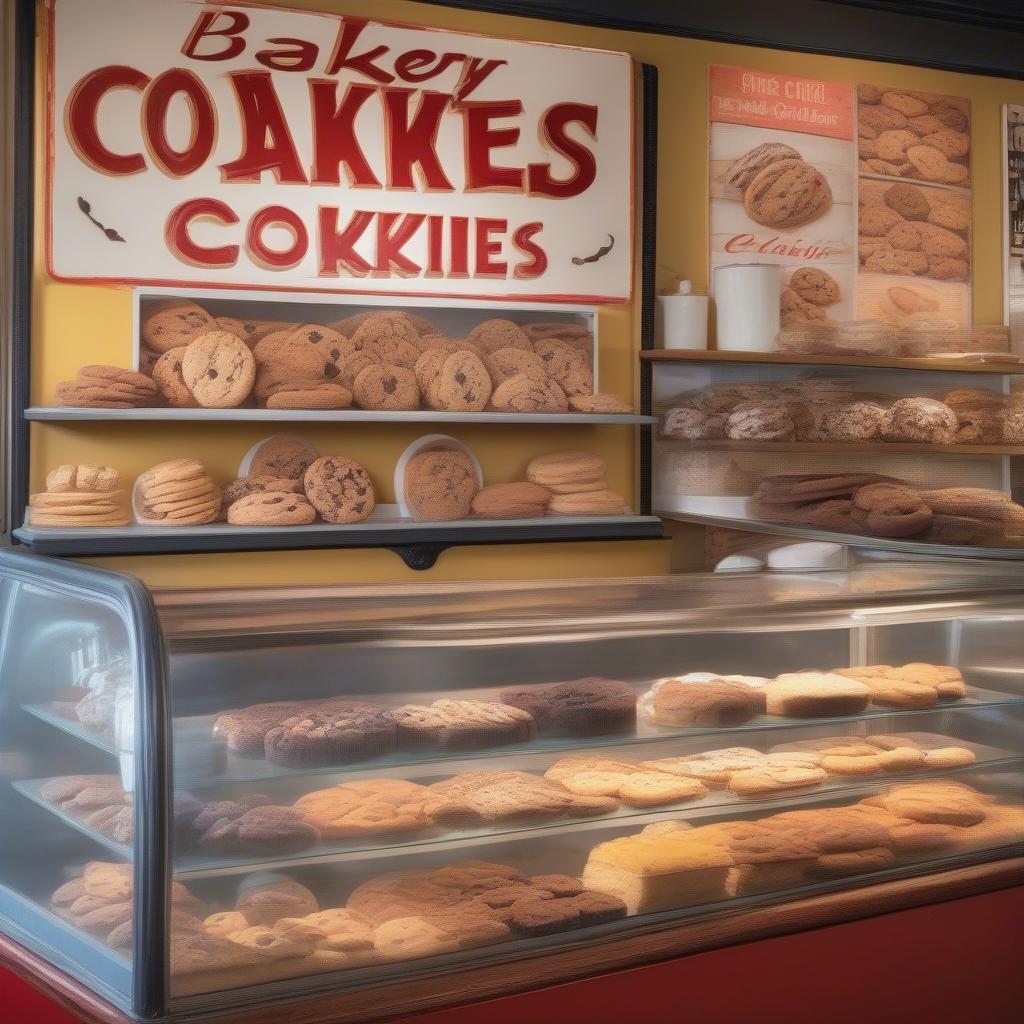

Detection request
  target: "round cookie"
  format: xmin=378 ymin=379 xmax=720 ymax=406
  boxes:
xmin=921 ymin=129 xmax=969 ymax=159
xmin=926 ymin=201 xmax=970 ymax=232
xmin=884 ymin=183 xmax=929 ymax=220
xmin=881 ymin=91 xmax=929 ymax=117
xmin=430 ymin=351 xmax=492 ymax=412
xmin=484 ymin=347 xmax=547 ymax=386
xmin=885 ymin=222 xmax=922 ymax=251
xmin=860 ymin=206 xmax=903 ymax=237
xmin=152 ymin=349 xmax=200 ymax=408
xmin=351 ymin=313 xmax=421 ymax=367
xmin=724 ymin=142 xmax=801 ymax=190
xmin=744 ymin=158 xmax=832 ymax=229
xmin=864 ymin=248 xmax=929 ymax=275
xmin=917 ymin=222 xmax=967 ymax=258
xmin=352 ymin=364 xmax=420 ymax=411
xmin=244 ymin=436 xmax=320 ymax=480
xmin=303 ymin=456 xmax=375 ymax=523
xmin=880 ymin=398 xmax=957 ymax=443
xmin=141 ymin=300 xmax=215 ymax=354
xmin=860 ymin=104 xmax=909 ymax=133
xmin=221 ymin=475 xmax=302 ymax=515
xmin=46 ymin=464 xmax=120 ymax=492
xmin=227 ymin=492 xmax=317 ymax=526
xmin=403 ymin=449 xmax=479 ymax=521
xmin=533 ymin=338 xmax=593 ymax=397
xmin=789 ymin=268 xmax=840 ymax=305
xmin=181 ymin=331 xmax=256 ymax=408
xmin=414 ymin=343 xmax=466 ymax=394
xmin=491 ymin=375 xmax=568 ymax=413
xmin=927 ymin=256 xmax=969 ymax=281
xmin=875 ymin=129 xmax=918 ymax=162
xmin=465 ymin=319 xmax=532 ymax=354
xmin=817 ymin=402 xmax=884 ymax=442
xmin=905 ymin=145 xmax=952 ymax=183
xmin=253 ymin=330 xmax=330 ymax=400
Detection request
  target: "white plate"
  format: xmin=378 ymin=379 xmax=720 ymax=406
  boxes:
xmin=393 ymin=434 xmax=484 ymax=519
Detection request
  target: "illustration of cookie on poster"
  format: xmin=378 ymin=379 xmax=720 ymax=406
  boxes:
xmin=856 ymin=85 xmax=971 ymax=328
xmin=709 ymin=65 xmax=856 ymax=331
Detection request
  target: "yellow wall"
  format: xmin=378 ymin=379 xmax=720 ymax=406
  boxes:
xmin=32 ymin=0 xmax=1024 ymax=588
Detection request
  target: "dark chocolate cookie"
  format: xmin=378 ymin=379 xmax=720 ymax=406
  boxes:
xmin=498 ymin=678 xmax=637 ymax=737
xmin=264 ymin=700 xmax=397 ymax=767
xmin=213 ymin=702 xmax=305 ymax=757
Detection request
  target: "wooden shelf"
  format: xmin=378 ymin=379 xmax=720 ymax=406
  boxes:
xmin=641 ymin=350 xmax=1024 ymax=374
xmin=656 ymin=439 xmax=1024 ymax=456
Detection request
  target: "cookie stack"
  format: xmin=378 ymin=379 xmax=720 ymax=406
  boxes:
xmin=135 ymin=459 xmax=221 ymax=526
xmin=30 ymin=464 xmax=129 ymax=527
xmin=526 ymin=450 xmax=629 ymax=515
xmin=55 ymin=365 xmax=157 ymax=409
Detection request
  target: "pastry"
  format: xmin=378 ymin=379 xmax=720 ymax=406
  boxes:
xmin=816 ymin=402 xmax=884 ymax=441
xmin=245 ymin=436 xmax=319 ymax=480
xmin=303 ymin=455 xmax=375 ymax=524
xmin=264 ymin=700 xmax=397 ymax=767
xmin=141 ymin=300 xmax=216 ymax=354
xmin=727 ymin=762 xmax=827 ymax=796
xmin=499 ymin=678 xmax=636 ymax=737
xmin=181 ymin=331 xmax=256 ymax=408
xmin=213 ymin=701 xmax=306 ymax=757
xmin=227 ymin=492 xmax=317 ymax=526
xmin=643 ymin=678 xmax=765 ymax=727
xmin=152 ymin=349 xmax=200 ymax=407
xmin=471 ymin=482 xmax=550 ymax=519
xmin=765 ymin=672 xmax=870 ymax=717
xmin=294 ymin=780 xmax=433 ymax=838
xmin=724 ymin=143 xmax=801 ymax=190
xmin=850 ymin=482 xmax=933 ymax=538
xmin=403 ymin=448 xmax=479 ymax=521
xmin=726 ymin=405 xmax=796 ymax=441
xmin=789 ymin=268 xmax=840 ymax=305
xmin=390 ymin=699 xmax=536 ymax=751
xmin=235 ymin=878 xmax=319 ymax=927
xmin=198 ymin=805 xmax=320 ymax=855
xmin=662 ymin=407 xmax=726 ymax=441
xmin=743 ymin=159 xmax=832 ymax=229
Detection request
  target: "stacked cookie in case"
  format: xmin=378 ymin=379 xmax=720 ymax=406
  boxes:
xmin=54 ymin=300 xmax=631 ymax=416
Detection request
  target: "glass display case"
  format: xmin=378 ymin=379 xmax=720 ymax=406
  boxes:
xmin=1 ymin=549 xmax=1023 ymax=1019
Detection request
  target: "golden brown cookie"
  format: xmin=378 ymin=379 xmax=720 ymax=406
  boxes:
xmin=527 ymin=450 xmax=606 ymax=491
xmin=881 ymin=91 xmax=929 ymax=117
xmin=744 ymin=159 xmax=832 ymax=228
xmin=884 ymin=183 xmax=929 ymax=220
xmin=227 ymin=492 xmax=317 ymax=526
xmin=917 ymin=222 xmax=967 ymax=258
xmin=471 ymin=482 xmax=551 ymax=519
xmin=152 ymin=349 xmax=199 ymax=408
xmin=352 ymin=364 xmax=420 ymax=411
xmin=928 ymin=256 xmax=969 ymax=280
xmin=265 ymin=384 xmax=353 ymax=410
xmin=465 ymin=319 xmax=532 ymax=354
xmin=483 ymin=347 xmax=547 ymax=386
xmin=490 ymin=375 xmax=568 ymax=413
xmin=46 ymin=464 xmax=120 ymax=492
xmin=414 ymin=343 xmax=466 ymax=393
xmin=926 ymin=200 xmax=970 ymax=232
xmin=303 ymin=455 xmax=375 ymax=524
xmin=253 ymin=329 xmax=331 ymax=401
xmin=548 ymin=489 xmax=628 ymax=515
xmin=141 ymin=300 xmax=215 ymax=354
xmin=181 ymin=331 xmax=256 ymax=408
xmin=789 ymin=268 xmax=840 ymax=305
xmin=245 ymin=436 xmax=320 ymax=479
xmin=351 ymin=313 xmax=421 ymax=367
xmin=220 ymin=475 xmax=302 ymax=515
xmin=431 ymin=351 xmax=492 ymax=412
xmin=534 ymin=338 xmax=593 ymax=397
xmin=403 ymin=449 xmax=479 ymax=521
xmin=860 ymin=206 xmax=903 ymax=236
xmin=724 ymin=142 xmax=802 ymax=190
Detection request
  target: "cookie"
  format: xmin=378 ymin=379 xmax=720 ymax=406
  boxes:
xmin=236 ymin=879 xmax=319 ymax=927
xmin=403 ymin=449 xmax=479 ymax=521
xmin=227 ymin=492 xmax=317 ymax=526
xmin=413 ymin=343 xmax=466 ymax=393
xmin=728 ymin=763 xmax=827 ymax=796
xmin=483 ymin=347 xmax=547 ymax=386
xmin=265 ymin=384 xmax=352 ymax=410
xmin=303 ymin=455 xmax=375 ymax=524
xmin=884 ymin=183 xmax=929 ymax=220
xmin=465 ymin=319 xmax=532 ymax=354
xmin=789 ymin=268 xmax=840 ymax=305
xmin=905 ymin=144 xmax=952 ymax=182
xmin=548 ymin=489 xmax=629 ymax=515
xmin=864 ymin=248 xmax=929 ymax=275
xmin=352 ymin=364 xmax=420 ymax=411
xmin=490 ymin=375 xmax=568 ymax=413
xmin=152 ymin=348 xmax=200 ymax=408
xmin=534 ymin=339 xmax=593 ymax=397
xmin=569 ymin=394 xmax=633 ymax=413
xmin=644 ymin=678 xmax=765 ymax=727
xmin=744 ymin=159 xmax=832 ymax=229
xmin=765 ymin=672 xmax=870 ymax=717
xmin=471 ymin=482 xmax=550 ymax=519
xmin=245 ymin=436 xmax=319 ymax=480
xmin=928 ymin=256 xmax=969 ymax=280
xmin=876 ymin=129 xmax=919 ymax=161
xmin=141 ymin=300 xmax=215 ymax=353
xmin=46 ymin=464 xmax=120 ymax=492
xmin=396 ymin=701 xmax=536 ymax=757
xmin=264 ymin=700 xmax=397 ymax=767
xmin=295 ymin=779 xmax=433 ymax=838
xmin=662 ymin=407 xmax=725 ymax=440
xmin=724 ymin=143 xmax=801 ymax=190
xmin=499 ymin=678 xmax=636 ymax=737
xmin=926 ymin=200 xmax=970 ymax=232
xmin=526 ymin=450 xmax=606 ymax=491
xmin=885 ymin=222 xmax=922 ymax=251
xmin=213 ymin=701 xmax=306 ymax=757
xmin=881 ymin=91 xmax=929 ymax=117
xmin=351 ymin=313 xmax=422 ymax=367
xmin=921 ymin=129 xmax=969 ymax=159
xmin=857 ymin=84 xmax=882 ymax=104
xmin=253 ymin=329 xmax=332 ymax=401
xmin=916 ymin=221 xmax=968 ymax=259
xmin=181 ymin=331 xmax=256 ymax=408
xmin=859 ymin=206 xmax=903 ymax=237
xmin=431 ymin=351 xmax=492 ymax=412
xmin=859 ymin=104 xmax=909 ymax=133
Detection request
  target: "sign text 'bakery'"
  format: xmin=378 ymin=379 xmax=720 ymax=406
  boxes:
xmin=48 ymin=0 xmax=633 ymax=300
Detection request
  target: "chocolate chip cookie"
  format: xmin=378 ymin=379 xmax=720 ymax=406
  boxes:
xmin=303 ymin=455 xmax=376 ymax=523
xmin=352 ymin=364 xmax=420 ymax=410
xmin=431 ymin=351 xmax=492 ymax=411
xmin=403 ymin=449 xmax=479 ymax=521
xmin=152 ymin=349 xmax=199 ymax=407
xmin=141 ymin=300 xmax=215 ymax=354
xmin=245 ymin=435 xmax=320 ymax=480
xmin=789 ymin=268 xmax=840 ymax=305
xmin=724 ymin=142 xmax=801 ymax=190
xmin=744 ymin=158 xmax=832 ymax=229
xmin=181 ymin=331 xmax=256 ymax=407
xmin=227 ymin=491 xmax=317 ymax=526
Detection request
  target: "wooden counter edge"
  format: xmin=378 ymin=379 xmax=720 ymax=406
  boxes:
xmin=4 ymin=857 xmax=1023 ymax=1024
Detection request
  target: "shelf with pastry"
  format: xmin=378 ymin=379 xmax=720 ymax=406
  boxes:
xmin=14 ymin=733 xmax=1018 ymax=882
xmin=641 ymin=349 xmax=1024 ymax=372
xmin=659 ymin=439 xmax=1024 ymax=456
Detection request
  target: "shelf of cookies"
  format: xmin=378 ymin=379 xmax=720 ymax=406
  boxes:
xmin=640 ymin=349 xmax=1024 ymax=373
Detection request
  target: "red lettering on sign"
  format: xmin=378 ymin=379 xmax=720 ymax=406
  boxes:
xmin=475 ymin=217 xmax=507 ymax=278
xmin=394 ymin=49 xmax=464 ymax=83
xmin=324 ymin=19 xmax=394 ymax=83
xmin=425 ymin=215 xmax=444 ymax=277
xmin=142 ymin=69 xmax=215 ymax=177
xmin=165 ymin=198 xmax=239 ymax=267
xmin=374 ymin=212 xmax=425 ymax=276
xmin=512 ymin=222 xmax=547 ymax=278
xmin=65 ymin=65 xmax=150 ymax=175
xmin=449 ymin=216 xmax=469 ymax=277
xmin=308 ymin=80 xmax=380 ymax=188
xmin=181 ymin=10 xmax=249 ymax=62
xmin=246 ymin=205 xmax=308 ymax=269
xmin=462 ymin=100 xmax=524 ymax=192
xmin=220 ymin=71 xmax=307 ymax=184
xmin=528 ymin=103 xmax=598 ymax=198
xmin=256 ymin=38 xmax=319 ymax=73
xmin=383 ymin=89 xmax=454 ymax=191
xmin=318 ymin=207 xmax=373 ymax=276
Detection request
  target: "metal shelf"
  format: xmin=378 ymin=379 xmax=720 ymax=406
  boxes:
xmin=25 ymin=407 xmax=655 ymax=425
xmin=641 ymin=350 xmax=1024 ymax=374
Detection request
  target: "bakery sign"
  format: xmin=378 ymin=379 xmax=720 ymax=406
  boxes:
xmin=46 ymin=0 xmax=634 ymax=301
